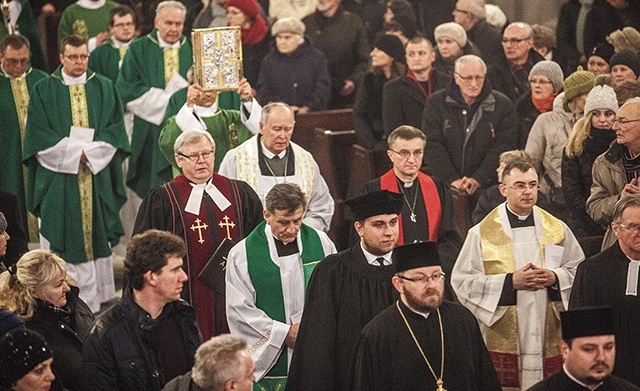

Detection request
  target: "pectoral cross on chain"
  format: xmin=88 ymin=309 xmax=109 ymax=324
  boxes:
xmin=218 ymin=215 xmax=235 ymax=240
xmin=190 ymin=218 xmax=208 ymax=244
xmin=436 ymin=379 xmax=446 ymax=391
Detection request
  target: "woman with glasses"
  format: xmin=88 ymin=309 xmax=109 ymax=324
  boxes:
xmin=562 ymin=85 xmax=618 ymax=238
xmin=0 ymin=250 xmax=94 ymax=391
xmin=515 ymin=61 xmax=564 ymax=149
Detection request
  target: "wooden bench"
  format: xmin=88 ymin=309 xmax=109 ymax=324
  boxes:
xmin=293 ymin=109 xmax=353 ymax=151
xmin=311 ymin=128 xmax=357 ymax=201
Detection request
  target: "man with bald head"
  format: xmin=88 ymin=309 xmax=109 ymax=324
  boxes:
xmin=116 ymin=0 xmax=192 ymax=199
xmin=488 ymin=22 xmax=544 ymax=101
xmin=452 ymin=0 xmax=502 ymax=66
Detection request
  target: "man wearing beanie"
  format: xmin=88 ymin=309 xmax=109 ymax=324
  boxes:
xmin=588 ymin=42 xmax=615 ymax=75
xmin=489 ymin=22 xmax=545 ymax=102
xmin=609 ymin=49 xmax=640 ymax=86
xmin=453 ymin=0 xmax=503 ymax=67
xmin=528 ymin=307 xmax=640 ymax=390
xmin=257 ymin=17 xmax=330 ymax=112
xmin=286 ymin=190 xmax=404 ymax=391
xmin=383 ymin=36 xmax=448 ymax=135
xmin=525 ymin=66 xmax=595 ymax=208
xmin=453 ymin=160 xmax=584 ymax=390
xmin=351 ymin=241 xmax=501 ymax=391
xmin=423 ymin=54 xmax=517 ymax=195
xmin=117 ymin=1 xmax=192 ymax=199
xmin=576 ymin=195 xmax=640 ymax=387
xmin=303 ymin=0 xmax=370 ymax=108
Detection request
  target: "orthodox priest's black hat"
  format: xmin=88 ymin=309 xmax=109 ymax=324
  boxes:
xmin=345 ymin=190 xmax=403 ymax=221
xmin=392 ymin=241 xmax=441 ymax=273
xmin=561 ymin=307 xmax=614 ymax=340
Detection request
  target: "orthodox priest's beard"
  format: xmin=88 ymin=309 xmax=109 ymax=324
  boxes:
xmin=403 ymin=286 xmax=444 ymax=313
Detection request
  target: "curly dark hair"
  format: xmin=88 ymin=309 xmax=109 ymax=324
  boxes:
xmin=125 ymin=229 xmax=186 ymax=290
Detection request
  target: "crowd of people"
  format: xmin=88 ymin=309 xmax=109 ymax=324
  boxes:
xmin=3 ymin=0 xmax=640 ymax=389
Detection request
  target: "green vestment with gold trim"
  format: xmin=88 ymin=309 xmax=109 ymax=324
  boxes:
xmin=57 ymin=0 xmax=118 ymax=48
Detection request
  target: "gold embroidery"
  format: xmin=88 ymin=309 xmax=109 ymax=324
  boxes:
xmin=69 ymin=84 xmax=93 ymax=261
xmin=163 ymin=47 xmax=179 ymax=86
xmin=10 ymin=77 xmax=29 ymax=146
xmin=190 ymin=218 xmax=208 ymax=244
xmin=118 ymin=46 xmax=127 ymax=60
xmin=72 ymin=19 xmax=89 ymax=41
xmin=218 ymin=215 xmax=235 ymax=240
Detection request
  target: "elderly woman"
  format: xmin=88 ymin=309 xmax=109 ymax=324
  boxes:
xmin=587 ymin=97 xmax=640 ymax=250
xmin=610 ymin=50 xmax=640 ymax=87
xmin=515 ymin=61 xmax=564 ymax=148
xmin=432 ymin=22 xmax=481 ymax=79
xmin=587 ymin=43 xmax=615 ymax=76
xmin=256 ymin=17 xmax=331 ymax=113
xmin=525 ymin=67 xmax=595 ymax=218
xmin=0 ymin=250 xmax=93 ymax=391
xmin=226 ymin=0 xmax=270 ymax=86
xmin=562 ymin=85 xmax=618 ymax=238
xmin=354 ymin=34 xmax=406 ymax=149
xmin=0 ymin=329 xmax=62 ymax=391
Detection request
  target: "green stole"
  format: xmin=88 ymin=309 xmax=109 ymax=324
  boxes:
xmin=478 ymin=206 xmax=564 ymax=390
xmin=245 ymin=221 xmax=325 ymax=390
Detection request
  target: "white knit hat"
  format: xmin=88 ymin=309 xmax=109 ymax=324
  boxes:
xmin=584 ymin=85 xmax=619 ymax=114
xmin=434 ymin=22 xmax=467 ymax=48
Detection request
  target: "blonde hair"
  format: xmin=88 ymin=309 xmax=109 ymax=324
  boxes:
xmin=0 ymin=250 xmax=69 ymax=320
xmin=499 ymin=150 xmax=533 ymax=165
xmin=565 ymin=112 xmax=594 ymax=158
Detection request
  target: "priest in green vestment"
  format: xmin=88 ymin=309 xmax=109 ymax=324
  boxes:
xmin=0 ymin=34 xmax=48 ymax=238
xmin=88 ymin=4 xmax=136 ymax=83
xmin=23 ymin=35 xmax=130 ymax=313
xmin=0 ymin=0 xmax=47 ymax=71
xmin=226 ymin=183 xmax=336 ymax=391
xmin=58 ymin=0 xmax=119 ymax=52
xmin=159 ymin=77 xmax=261 ymax=173
xmin=116 ymin=0 xmax=192 ymax=198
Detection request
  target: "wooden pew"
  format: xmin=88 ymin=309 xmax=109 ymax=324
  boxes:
xmin=347 ymin=144 xmax=378 ymax=200
xmin=450 ymin=187 xmax=474 ymax=241
xmin=293 ymin=109 xmax=354 ymax=151
xmin=311 ymin=128 xmax=357 ymax=201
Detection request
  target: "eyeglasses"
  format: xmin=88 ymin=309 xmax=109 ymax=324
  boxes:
xmin=112 ymin=22 xmax=134 ymax=28
xmin=398 ymin=272 xmax=446 ymax=285
xmin=612 ymin=117 xmax=640 ymax=125
xmin=3 ymin=58 xmax=29 ymax=66
xmin=617 ymin=222 xmax=640 ymax=234
xmin=454 ymin=72 xmax=485 ymax=83
xmin=389 ymin=149 xmax=424 ymax=159
xmin=506 ymin=182 xmax=540 ymax=192
xmin=177 ymin=150 xmax=215 ymax=162
xmin=502 ymin=37 xmax=529 ymax=45
xmin=529 ymin=79 xmax=553 ymax=85
xmin=64 ymin=54 xmax=89 ymax=61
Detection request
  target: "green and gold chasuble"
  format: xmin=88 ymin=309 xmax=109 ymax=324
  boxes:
xmin=0 ymin=0 xmax=47 ymax=71
xmin=116 ymin=30 xmax=192 ymax=198
xmin=57 ymin=0 xmax=119 ymax=48
xmin=23 ymin=67 xmax=130 ymax=263
xmin=89 ymin=38 xmax=132 ymax=83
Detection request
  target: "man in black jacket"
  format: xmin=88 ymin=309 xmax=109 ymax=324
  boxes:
xmin=83 ymin=229 xmax=202 ymax=391
xmin=452 ymin=0 xmax=503 ymax=67
xmin=422 ymin=54 xmax=517 ymax=196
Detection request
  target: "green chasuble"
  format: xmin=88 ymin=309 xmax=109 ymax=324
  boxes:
xmin=23 ymin=67 xmax=130 ymax=263
xmin=159 ymin=108 xmax=253 ymax=172
xmin=89 ymin=38 xmax=132 ymax=83
xmin=0 ymin=66 xmax=48 ymax=237
xmin=0 ymin=0 xmax=47 ymax=71
xmin=116 ymin=30 xmax=192 ymax=198
xmin=57 ymin=0 xmax=119 ymax=48
xmin=165 ymin=87 xmax=242 ymax=120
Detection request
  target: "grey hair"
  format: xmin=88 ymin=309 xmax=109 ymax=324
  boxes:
xmin=191 ymin=335 xmax=248 ymax=391
xmin=454 ymin=54 xmax=487 ymax=74
xmin=265 ymin=183 xmax=307 ymax=214
xmin=260 ymin=101 xmax=295 ymax=125
xmin=387 ymin=125 xmax=426 ymax=149
xmin=156 ymin=0 xmax=187 ymax=17
xmin=174 ymin=130 xmax=215 ymax=154
xmin=506 ymin=22 xmax=533 ymax=39
xmin=613 ymin=195 xmax=640 ymax=223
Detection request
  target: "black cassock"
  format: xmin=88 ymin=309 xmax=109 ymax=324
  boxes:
xmin=569 ymin=241 xmax=640 ymax=387
xmin=286 ymin=244 xmax=398 ymax=391
xmin=351 ymin=300 xmax=501 ymax=391
xmin=527 ymin=369 xmax=640 ymax=391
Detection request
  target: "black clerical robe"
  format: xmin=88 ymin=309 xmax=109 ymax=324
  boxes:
xmin=351 ymin=300 xmax=501 ymax=391
xmin=133 ymin=173 xmax=263 ymax=340
xmin=569 ymin=241 xmax=640 ymax=386
xmin=360 ymin=172 xmax=462 ymax=276
xmin=285 ymin=244 xmax=398 ymax=391
xmin=527 ymin=369 xmax=640 ymax=391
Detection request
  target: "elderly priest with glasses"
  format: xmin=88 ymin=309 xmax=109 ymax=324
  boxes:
xmin=452 ymin=159 xmax=584 ymax=390
xmin=350 ymin=241 xmax=501 ymax=391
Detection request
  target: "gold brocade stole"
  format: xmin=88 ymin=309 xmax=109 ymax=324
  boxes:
xmin=118 ymin=46 xmax=127 ymax=60
xmin=69 ymin=84 xmax=93 ymax=261
xmin=163 ymin=47 xmax=179 ymax=86
xmin=479 ymin=207 xmax=564 ymax=387
xmin=9 ymin=77 xmax=29 ymax=144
